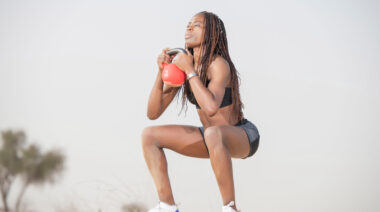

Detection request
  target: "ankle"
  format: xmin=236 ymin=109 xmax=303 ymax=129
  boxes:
xmin=160 ymin=200 xmax=176 ymax=206
xmin=158 ymin=200 xmax=179 ymax=210
xmin=159 ymin=198 xmax=175 ymax=206
xmin=158 ymin=191 xmax=175 ymax=205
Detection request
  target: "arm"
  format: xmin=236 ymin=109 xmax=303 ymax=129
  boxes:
xmin=187 ymin=57 xmax=230 ymax=116
xmin=146 ymin=69 xmax=180 ymax=120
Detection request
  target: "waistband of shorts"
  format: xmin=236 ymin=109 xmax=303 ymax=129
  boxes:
xmin=234 ymin=118 xmax=248 ymax=126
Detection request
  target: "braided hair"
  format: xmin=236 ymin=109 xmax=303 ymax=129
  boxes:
xmin=176 ymin=11 xmax=244 ymax=122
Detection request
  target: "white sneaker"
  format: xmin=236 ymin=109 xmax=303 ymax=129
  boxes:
xmin=222 ymin=201 xmax=239 ymax=212
xmin=148 ymin=201 xmax=179 ymax=212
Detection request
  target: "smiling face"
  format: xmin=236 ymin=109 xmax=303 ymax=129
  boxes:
xmin=185 ymin=13 xmax=205 ymax=49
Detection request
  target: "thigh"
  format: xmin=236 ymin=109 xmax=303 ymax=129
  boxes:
xmin=142 ymin=124 xmax=209 ymax=158
xmin=204 ymin=125 xmax=251 ymax=159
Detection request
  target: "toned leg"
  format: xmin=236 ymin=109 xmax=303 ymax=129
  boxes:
xmin=141 ymin=125 xmax=209 ymax=204
xmin=203 ymin=125 xmax=250 ymax=211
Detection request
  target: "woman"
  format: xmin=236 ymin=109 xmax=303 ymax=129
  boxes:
xmin=141 ymin=11 xmax=260 ymax=212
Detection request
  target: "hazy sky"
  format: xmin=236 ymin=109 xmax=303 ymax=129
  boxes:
xmin=1 ymin=0 xmax=379 ymax=211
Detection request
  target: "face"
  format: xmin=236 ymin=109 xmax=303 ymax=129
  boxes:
xmin=185 ymin=14 xmax=205 ymax=49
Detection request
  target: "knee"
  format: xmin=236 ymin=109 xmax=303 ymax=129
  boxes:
xmin=204 ymin=126 xmax=224 ymax=150
xmin=141 ymin=126 xmax=156 ymax=147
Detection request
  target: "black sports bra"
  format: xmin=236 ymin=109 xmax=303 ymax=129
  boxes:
xmin=188 ymin=79 xmax=233 ymax=109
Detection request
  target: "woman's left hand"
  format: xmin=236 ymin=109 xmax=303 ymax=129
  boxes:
xmin=173 ymin=49 xmax=194 ymax=75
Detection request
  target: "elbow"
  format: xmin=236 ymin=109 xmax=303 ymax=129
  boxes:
xmin=147 ymin=113 xmax=159 ymax=120
xmin=147 ymin=111 xmax=160 ymax=120
xmin=204 ymin=104 xmax=218 ymax=117
xmin=147 ymin=103 xmax=164 ymax=120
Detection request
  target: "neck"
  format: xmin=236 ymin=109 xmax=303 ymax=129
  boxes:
xmin=192 ymin=46 xmax=202 ymax=72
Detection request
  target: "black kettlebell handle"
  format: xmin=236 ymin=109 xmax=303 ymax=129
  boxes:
xmin=166 ymin=48 xmax=187 ymax=55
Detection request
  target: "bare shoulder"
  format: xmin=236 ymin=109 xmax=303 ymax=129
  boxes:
xmin=210 ymin=56 xmax=230 ymax=70
xmin=208 ymin=55 xmax=230 ymax=79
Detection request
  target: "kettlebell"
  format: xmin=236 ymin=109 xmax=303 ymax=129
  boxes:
xmin=161 ymin=48 xmax=187 ymax=87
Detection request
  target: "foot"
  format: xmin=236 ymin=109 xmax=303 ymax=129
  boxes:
xmin=222 ymin=201 xmax=240 ymax=212
xmin=148 ymin=201 xmax=179 ymax=212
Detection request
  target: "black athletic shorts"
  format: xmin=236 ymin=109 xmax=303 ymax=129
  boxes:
xmin=198 ymin=118 xmax=260 ymax=159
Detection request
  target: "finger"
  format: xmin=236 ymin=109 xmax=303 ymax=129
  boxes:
xmin=165 ymin=56 xmax=170 ymax=62
xmin=160 ymin=53 xmax=169 ymax=59
xmin=162 ymin=47 xmax=170 ymax=54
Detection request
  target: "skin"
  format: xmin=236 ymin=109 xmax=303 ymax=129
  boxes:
xmin=142 ymin=13 xmax=249 ymax=211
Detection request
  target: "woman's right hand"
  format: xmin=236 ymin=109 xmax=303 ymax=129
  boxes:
xmin=157 ymin=48 xmax=174 ymax=71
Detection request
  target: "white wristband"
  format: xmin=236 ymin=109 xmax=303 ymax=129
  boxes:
xmin=187 ymin=72 xmax=197 ymax=80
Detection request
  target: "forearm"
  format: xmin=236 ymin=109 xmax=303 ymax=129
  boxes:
xmin=187 ymin=68 xmax=218 ymax=115
xmin=147 ymin=70 xmax=164 ymax=119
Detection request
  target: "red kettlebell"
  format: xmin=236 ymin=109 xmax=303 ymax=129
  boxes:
xmin=161 ymin=48 xmax=187 ymax=87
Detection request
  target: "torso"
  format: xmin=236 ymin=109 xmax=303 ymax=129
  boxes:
xmin=196 ymin=104 xmax=239 ymax=128
xmin=188 ymin=56 xmax=240 ymax=128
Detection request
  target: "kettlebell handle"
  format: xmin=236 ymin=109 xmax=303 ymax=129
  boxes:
xmin=166 ymin=48 xmax=187 ymax=56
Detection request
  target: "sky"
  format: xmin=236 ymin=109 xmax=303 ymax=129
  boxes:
xmin=0 ymin=0 xmax=379 ymax=211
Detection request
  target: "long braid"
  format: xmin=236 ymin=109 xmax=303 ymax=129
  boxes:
xmin=178 ymin=11 xmax=244 ymax=122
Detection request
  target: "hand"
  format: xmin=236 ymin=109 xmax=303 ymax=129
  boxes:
xmin=173 ymin=49 xmax=194 ymax=75
xmin=157 ymin=48 xmax=176 ymax=71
